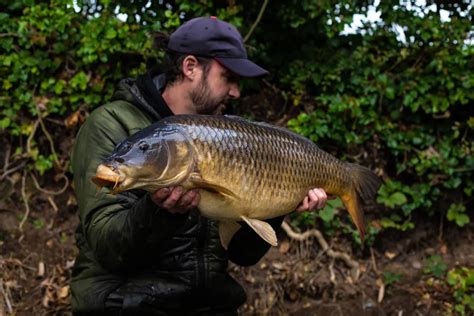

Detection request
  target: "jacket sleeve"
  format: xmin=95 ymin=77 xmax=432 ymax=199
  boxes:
xmin=72 ymin=105 xmax=187 ymax=272
xmin=226 ymin=215 xmax=285 ymax=266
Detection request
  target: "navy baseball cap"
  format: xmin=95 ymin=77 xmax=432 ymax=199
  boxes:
xmin=168 ymin=16 xmax=268 ymax=77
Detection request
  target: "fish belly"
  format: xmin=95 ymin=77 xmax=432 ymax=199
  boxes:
xmin=197 ymin=187 xmax=305 ymax=221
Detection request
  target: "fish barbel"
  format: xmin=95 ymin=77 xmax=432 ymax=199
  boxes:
xmin=92 ymin=115 xmax=382 ymax=247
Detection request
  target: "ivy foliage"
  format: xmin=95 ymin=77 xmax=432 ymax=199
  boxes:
xmin=1 ymin=1 xmax=473 ymax=242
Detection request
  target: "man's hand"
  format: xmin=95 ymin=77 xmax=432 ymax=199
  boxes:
xmin=150 ymin=186 xmax=200 ymax=214
xmin=295 ymin=188 xmax=333 ymax=212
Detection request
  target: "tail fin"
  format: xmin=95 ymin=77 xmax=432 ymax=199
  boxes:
xmin=340 ymin=164 xmax=382 ymax=240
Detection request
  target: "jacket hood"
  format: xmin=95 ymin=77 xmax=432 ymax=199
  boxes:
xmin=111 ymin=78 xmax=137 ymax=104
xmin=111 ymin=70 xmax=173 ymax=122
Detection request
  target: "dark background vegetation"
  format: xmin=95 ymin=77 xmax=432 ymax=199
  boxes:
xmin=0 ymin=0 xmax=473 ymax=315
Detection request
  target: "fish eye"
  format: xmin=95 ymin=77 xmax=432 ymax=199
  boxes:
xmin=139 ymin=142 xmax=149 ymax=151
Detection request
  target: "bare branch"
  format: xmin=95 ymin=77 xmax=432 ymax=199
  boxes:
xmin=18 ymin=171 xmax=31 ymax=232
xmin=281 ymin=221 xmax=360 ymax=281
xmin=30 ymin=173 xmax=69 ymax=196
xmin=243 ymin=0 xmax=269 ymax=43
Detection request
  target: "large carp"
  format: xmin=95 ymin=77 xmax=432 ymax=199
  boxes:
xmin=92 ymin=115 xmax=381 ymax=248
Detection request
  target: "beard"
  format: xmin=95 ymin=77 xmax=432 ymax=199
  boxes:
xmin=189 ymin=76 xmax=227 ymax=115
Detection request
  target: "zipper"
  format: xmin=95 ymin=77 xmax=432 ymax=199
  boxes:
xmin=197 ymin=215 xmax=208 ymax=289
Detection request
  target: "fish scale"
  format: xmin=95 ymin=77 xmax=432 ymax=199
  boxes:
xmin=93 ymin=115 xmax=382 ymax=246
xmin=166 ymin=116 xmax=348 ymax=218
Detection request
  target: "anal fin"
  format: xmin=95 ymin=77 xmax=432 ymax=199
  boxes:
xmin=240 ymin=215 xmax=278 ymax=247
xmin=219 ymin=221 xmax=241 ymax=250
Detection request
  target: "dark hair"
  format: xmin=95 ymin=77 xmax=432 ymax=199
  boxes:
xmin=151 ymin=31 xmax=213 ymax=85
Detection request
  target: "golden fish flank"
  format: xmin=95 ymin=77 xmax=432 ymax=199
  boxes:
xmin=92 ymin=115 xmax=382 ymax=248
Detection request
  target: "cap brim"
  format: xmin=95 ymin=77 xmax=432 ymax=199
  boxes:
xmin=215 ymin=57 xmax=269 ymax=77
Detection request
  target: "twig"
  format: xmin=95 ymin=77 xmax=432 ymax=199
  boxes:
xmin=377 ymin=281 xmax=385 ymax=303
xmin=438 ymin=209 xmax=444 ymax=243
xmin=0 ymin=32 xmax=19 ymax=37
xmin=30 ymin=173 xmax=69 ymax=196
xmin=37 ymin=111 xmax=61 ymax=167
xmin=370 ymin=247 xmax=380 ymax=275
xmin=243 ymin=0 xmax=269 ymax=43
xmin=0 ymin=161 xmax=26 ymax=181
xmin=26 ymin=119 xmax=40 ymax=155
xmin=18 ymin=171 xmax=31 ymax=232
xmin=0 ymin=279 xmax=13 ymax=315
xmin=47 ymin=196 xmax=58 ymax=213
xmin=281 ymin=221 xmax=360 ymax=281
xmin=329 ymin=260 xmax=337 ymax=286
xmin=0 ymin=258 xmax=36 ymax=271
xmin=2 ymin=144 xmax=11 ymax=173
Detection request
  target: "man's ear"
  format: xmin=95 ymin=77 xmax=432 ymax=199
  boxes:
xmin=182 ymin=55 xmax=199 ymax=81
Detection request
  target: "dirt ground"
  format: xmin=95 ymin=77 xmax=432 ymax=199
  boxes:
xmin=0 ymin=93 xmax=472 ymax=314
xmin=1 ymin=175 xmax=473 ymax=316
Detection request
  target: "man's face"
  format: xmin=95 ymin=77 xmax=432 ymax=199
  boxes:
xmin=189 ymin=60 xmax=240 ymax=115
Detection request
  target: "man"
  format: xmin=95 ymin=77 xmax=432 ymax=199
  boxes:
xmin=71 ymin=16 xmax=329 ymax=315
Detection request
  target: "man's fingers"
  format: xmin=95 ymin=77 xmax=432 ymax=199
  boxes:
xmin=310 ymin=188 xmax=327 ymax=210
xmin=154 ymin=188 xmax=171 ymax=201
xmin=190 ymin=190 xmax=201 ymax=208
xmin=177 ymin=189 xmax=199 ymax=209
xmin=161 ymin=186 xmax=184 ymax=209
xmin=296 ymin=196 xmax=309 ymax=212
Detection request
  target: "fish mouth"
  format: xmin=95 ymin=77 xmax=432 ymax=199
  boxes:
xmin=91 ymin=164 xmax=124 ymax=192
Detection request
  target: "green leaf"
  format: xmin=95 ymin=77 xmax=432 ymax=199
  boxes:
xmin=424 ymin=255 xmax=447 ymax=278
xmin=34 ymin=154 xmax=54 ymax=175
xmin=319 ymin=207 xmax=334 ymax=223
xmin=105 ymin=28 xmax=117 ymax=39
xmin=0 ymin=117 xmax=11 ymax=129
xmin=3 ymin=80 xmax=12 ymax=90
xmin=389 ymin=192 xmax=407 ymax=206
xmin=70 ymin=72 xmax=88 ymax=91
xmin=447 ymin=204 xmax=470 ymax=227
xmin=383 ymin=271 xmax=402 ymax=285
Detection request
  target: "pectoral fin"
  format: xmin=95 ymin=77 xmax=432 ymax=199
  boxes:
xmin=190 ymin=173 xmax=237 ymax=199
xmin=218 ymin=221 xmax=241 ymax=250
xmin=240 ymin=215 xmax=278 ymax=247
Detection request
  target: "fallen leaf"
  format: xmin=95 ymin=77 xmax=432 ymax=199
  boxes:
xmin=67 ymin=194 xmax=77 ymax=206
xmin=376 ymin=278 xmax=384 ymax=287
xmin=65 ymin=259 xmax=75 ymax=270
xmin=346 ymin=276 xmax=354 ymax=284
xmin=58 ymin=285 xmax=69 ymax=299
xmin=411 ymin=260 xmax=422 ymax=269
xmin=272 ymin=262 xmax=284 ymax=270
xmin=279 ymin=240 xmax=290 ymax=254
xmin=64 ymin=110 xmax=87 ymax=129
xmin=5 ymin=280 xmax=19 ymax=289
xmin=384 ymin=251 xmax=397 ymax=260
xmin=37 ymin=262 xmax=45 ymax=277
xmin=46 ymin=239 xmax=54 ymax=248
xmin=440 ymin=244 xmax=448 ymax=254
